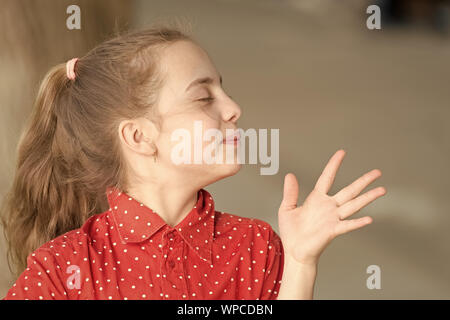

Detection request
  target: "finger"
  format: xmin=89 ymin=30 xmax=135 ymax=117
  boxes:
xmin=334 ymin=216 xmax=373 ymax=236
xmin=332 ymin=169 xmax=382 ymax=206
xmin=314 ymin=149 xmax=346 ymax=194
xmin=337 ymin=186 xmax=386 ymax=220
xmin=280 ymin=173 xmax=299 ymax=210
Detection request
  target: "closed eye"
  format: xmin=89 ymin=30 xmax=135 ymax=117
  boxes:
xmin=198 ymin=97 xmax=215 ymax=102
xmin=198 ymin=93 xmax=233 ymax=103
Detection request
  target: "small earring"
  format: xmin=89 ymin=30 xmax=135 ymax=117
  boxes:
xmin=153 ymin=150 xmax=158 ymax=163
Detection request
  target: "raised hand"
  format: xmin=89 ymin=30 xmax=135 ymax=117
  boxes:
xmin=278 ymin=149 xmax=386 ymax=266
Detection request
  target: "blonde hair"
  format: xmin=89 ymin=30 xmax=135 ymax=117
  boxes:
xmin=1 ymin=24 xmax=192 ymax=277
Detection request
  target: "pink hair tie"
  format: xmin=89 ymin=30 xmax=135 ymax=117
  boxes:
xmin=66 ymin=58 xmax=79 ymax=80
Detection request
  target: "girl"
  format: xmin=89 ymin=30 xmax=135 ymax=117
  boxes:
xmin=1 ymin=25 xmax=386 ymax=300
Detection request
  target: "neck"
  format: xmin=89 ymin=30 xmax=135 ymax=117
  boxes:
xmin=125 ymin=181 xmax=200 ymax=228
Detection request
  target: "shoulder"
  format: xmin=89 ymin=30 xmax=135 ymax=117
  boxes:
xmin=29 ymin=211 xmax=108 ymax=265
xmin=215 ymin=210 xmax=277 ymax=233
xmin=5 ymin=211 xmax=110 ymax=299
xmin=214 ymin=210 xmax=281 ymax=248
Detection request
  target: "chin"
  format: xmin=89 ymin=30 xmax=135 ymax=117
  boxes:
xmin=198 ymin=163 xmax=241 ymax=187
xmin=220 ymin=162 xmax=242 ymax=177
xmin=209 ymin=162 xmax=241 ymax=182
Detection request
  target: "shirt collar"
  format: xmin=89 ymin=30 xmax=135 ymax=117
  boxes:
xmin=106 ymin=186 xmax=215 ymax=264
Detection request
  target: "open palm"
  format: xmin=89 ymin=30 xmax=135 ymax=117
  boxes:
xmin=278 ymin=149 xmax=387 ymax=266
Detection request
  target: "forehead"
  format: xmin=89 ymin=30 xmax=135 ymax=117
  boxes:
xmin=159 ymin=40 xmax=219 ymax=89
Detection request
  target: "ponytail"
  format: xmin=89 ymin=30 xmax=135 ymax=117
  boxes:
xmin=1 ymin=64 xmax=103 ymax=277
xmin=0 ymin=25 xmax=192 ymax=277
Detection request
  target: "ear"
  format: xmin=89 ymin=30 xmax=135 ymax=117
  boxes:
xmin=118 ymin=118 xmax=159 ymax=156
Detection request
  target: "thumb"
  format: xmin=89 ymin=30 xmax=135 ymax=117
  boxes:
xmin=280 ymin=173 xmax=299 ymax=210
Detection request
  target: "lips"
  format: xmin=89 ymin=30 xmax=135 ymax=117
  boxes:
xmin=223 ymin=130 xmax=240 ymax=143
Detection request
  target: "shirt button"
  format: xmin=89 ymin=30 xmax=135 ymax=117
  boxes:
xmin=168 ymin=260 xmax=175 ymax=268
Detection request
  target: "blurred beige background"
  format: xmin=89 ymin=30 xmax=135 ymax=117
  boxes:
xmin=1 ymin=0 xmax=449 ymax=299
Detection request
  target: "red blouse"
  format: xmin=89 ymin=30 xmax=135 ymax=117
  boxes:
xmin=3 ymin=187 xmax=284 ymax=300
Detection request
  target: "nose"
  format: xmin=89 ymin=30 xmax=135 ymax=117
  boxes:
xmin=221 ymin=96 xmax=242 ymax=124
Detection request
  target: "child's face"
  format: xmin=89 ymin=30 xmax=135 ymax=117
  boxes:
xmin=151 ymin=40 xmax=243 ymax=187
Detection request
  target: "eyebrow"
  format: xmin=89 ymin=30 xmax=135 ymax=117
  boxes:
xmin=185 ymin=75 xmax=223 ymax=92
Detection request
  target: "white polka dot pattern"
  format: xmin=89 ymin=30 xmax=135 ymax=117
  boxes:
xmin=3 ymin=188 xmax=284 ymax=300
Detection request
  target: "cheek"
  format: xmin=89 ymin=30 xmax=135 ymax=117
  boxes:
xmin=184 ymin=115 xmax=221 ymax=149
xmin=156 ymin=117 xmax=221 ymax=165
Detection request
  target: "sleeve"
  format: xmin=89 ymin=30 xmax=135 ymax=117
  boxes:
xmin=259 ymin=227 xmax=284 ymax=300
xmin=3 ymin=248 xmax=68 ymax=300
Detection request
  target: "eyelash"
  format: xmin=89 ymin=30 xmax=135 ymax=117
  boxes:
xmin=198 ymin=97 xmax=215 ymax=103
xmin=197 ymin=94 xmax=233 ymax=103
